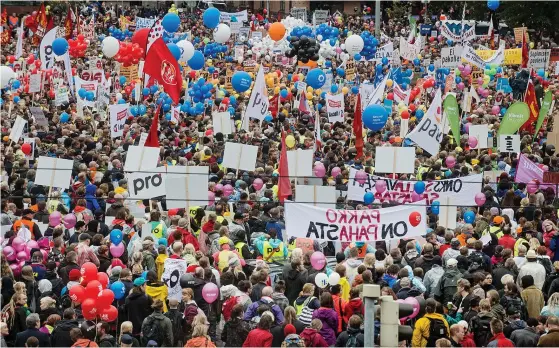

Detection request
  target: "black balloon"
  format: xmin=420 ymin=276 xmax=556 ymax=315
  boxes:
xmin=546 ymin=144 xmax=556 ymax=156
xmin=180 ymin=273 xmax=195 ymax=288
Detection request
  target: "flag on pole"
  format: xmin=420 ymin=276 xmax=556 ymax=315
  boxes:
xmin=143 ymin=38 xmax=183 ymax=104
xmin=353 ymin=93 xmax=364 ymax=159
xmin=278 ymin=132 xmax=292 ymax=203
xmin=146 ymin=18 xmax=164 ymax=53
xmin=64 ymin=7 xmax=75 ymax=39
xmin=520 ymin=79 xmax=539 ymax=133
xmin=145 ymin=103 xmax=161 ymax=148
xmin=314 ymin=112 xmax=322 ymax=152
xmin=488 ymin=14 xmax=495 ymax=50
xmin=522 ymin=30 xmax=529 ymax=68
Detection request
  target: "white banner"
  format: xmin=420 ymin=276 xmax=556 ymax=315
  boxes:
xmin=285 ymin=202 xmax=427 ymax=242
xmin=28 ymin=74 xmax=42 ymax=93
xmin=135 ymin=17 xmax=156 ymax=29
xmin=220 ymin=10 xmax=248 ymax=23
xmin=244 ymin=65 xmax=269 ymax=125
xmin=109 ymin=103 xmax=129 ymax=138
xmin=40 ymin=26 xmax=58 ymax=70
xmin=171 ymin=106 xmax=180 ymax=124
xmin=440 ymin=23 xmax=476 ymax=43
xmin=326 ymin=93 xmax=344 ymax=123
xmin=406 ymin=89 xmax=443 ymax=155
xmin=313 ymin=10 xmax=329 ymax=26
xmin=461 ymin=44 xmax=504 ymax=69
xmin=528 ymin=49 xmax=551 ymax=69
xmin=441 ymin=45 xmax=464 ymax=68
xmin=399 ymin=37 xmax=420 ymax=61
xmin=9 ymin=116 xmax=27 ymax=142
xmin=63 ymin=52 xmax=74 ymax=96
xmin=371 ymin=42 xmax=394 ymax=63
xmin=348 ymin=168 xmax=482 ymax=206
xmin=161 ymin=258 xmax=187 ymax=302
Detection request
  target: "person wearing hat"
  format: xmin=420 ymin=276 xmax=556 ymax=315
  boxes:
xmin=517 ymin=250 xmax=546 ymax=290
xmin=8 ymin=208 xmax=42 ymax=241
xmin=124 ymin=277 xmax=152 ymax=339
xmin=490 ymin=216 xmax=505 ymax=237
xmin=120 ymin=334 xmax=134 ymax=348
xmin=213 ymin=236 xmax=241 ymax=272
xmin=442 ymin=238 xmax=461 ymax=267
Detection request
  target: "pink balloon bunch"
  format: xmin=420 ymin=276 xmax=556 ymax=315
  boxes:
xmin=314 ymin=163 xmax=326 ymax=178
xmin=331 ymin=167 xmax=342 ymax=178
xmin=457 ymin=82 xmax=465 ymax=90
xmin=49 ymin=212 xmax=62 ymax=226
xmin=491 ymin=105 xmax=500 ymax=115
xmin=446 ymin=156 xmax=456 ymax=168
xmin=12 ymin=237 xmax=26 ymax=252
xmin=462 ymin=65 xmax=472 ymax=75
xmin=355 ymin=170 xmax=368 ymax=185
xmin=215 ymin=183 xmax=224 ymax=192
xmin=208 ymin=191 xmax=215 ymax=206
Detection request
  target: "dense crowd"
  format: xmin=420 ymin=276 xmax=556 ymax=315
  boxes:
xmin=2 ymin=1 xmax=559 ymax=348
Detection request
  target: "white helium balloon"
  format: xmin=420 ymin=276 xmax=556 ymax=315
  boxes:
xmin=317 ymin=34 xmax=323 ymax=41
xmin=213 ymin=23 xmax=231 ymax=44
xmin=0 ymin=66 xmax=15 ymax=89
xmin=345 ymin=34 xmax=364 ymax=55
xmin=315 ymin=272 xmax=328 ymax=288
xmin=328 ymin=272 xmax=340 ymax=286
xmin=177 ymin=40 xmax=195 ymax=62
xmin=101 ymin=36 xmax=120 ymax=58
xmin=115 ymin=92 xmax=123 ymax=100
xmin=265 ymin=54 xmax=271 ymax=61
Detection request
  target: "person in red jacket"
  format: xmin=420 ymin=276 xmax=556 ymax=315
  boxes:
xmin=458 ymin=321 xmax=476 ymax=347
xmin=167 ymin=218 xmax=199 ymax=251
xmin=343 ymin=288 xmax=364 ymax=324
xmin=487 ymin=319 xmax=514 ymax=347
xmin=300 ymin=319 xmax=329 ymax=348
xmin=243 ymin=312 xmax=273 ymax=348
xmin=498 ymin=226 xmax=516 ymax=251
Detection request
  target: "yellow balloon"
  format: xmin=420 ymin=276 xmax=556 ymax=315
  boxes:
xmin=400 ymin=106 xmax=408 ymax=113
xmin=249 ymin=72 xmax=254 ymax=79
xmin=266 ymin=78 xmax=274 ymax=88
xmin=529 ymin=42 xmax=535 ymax=49
xmin=386 ymin=79 xmax=394 ymax=88
xmin=207 ymin=59 xmax=213 ymax=66
xmin=285 ymin=135 xmax=296 ymax=148
xmin=298 ymin=73 xmax=304 ymax=81
xmin=306 ymin=92 xmax=313 ymax=100
xmin=398 ymin=102 xmax=406 ymax=110
xmin=217 ymin=91 xmax=225 ymax=98
xmin=342 ymin=87 xmax=349 ymax=95
xmin=307 ymin=86 xmax=314 ymax=93
xmin=182 ymin=81 xmax=188 ymax=89
xmin=282 ymin=109 xmax=289 ymax=115
xmin=315 ymin=88 xmax=322 ymax=96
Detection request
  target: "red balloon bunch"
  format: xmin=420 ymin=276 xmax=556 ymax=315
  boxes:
xmin=68 ymin=262 xmax=118 ymax=321
xmin=114 ymin=42 xmax=144 ymax=67
xmin=409 ymin=87 xmax=421 ymax=102
xmin=68 ymin=35 xmax=89 ymax=58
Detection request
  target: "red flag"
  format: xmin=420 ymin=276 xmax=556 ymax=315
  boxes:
xmin=1 ymin=30 xmax=10 ymax=45
xmin=278 ymin=132 xmax=292 ymax=203
xmin=143 ymin=38 xmax=182 ymax=104
xmin=353 ymin=94 xmax=364 ymax=159
xmin=520 ymin=79 xmax=539 ymax=133
xmin=145 ymin=104 xmax=161 ymax=148
xmin=522 ymin=31 xmax=529 ymax=68
xmin=64 ymin=7 xmax=74 ymax=39
xmin=269 ymin=94 xmax=279 ymax=118
xmin=1 ymin=8 xmax=7 ymax=26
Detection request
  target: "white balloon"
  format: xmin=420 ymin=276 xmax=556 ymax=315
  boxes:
xmin=0 ymin=66 xmax=15 ymax=89
xmin=177 ymin=40 xmax=195 ymax=62
xmin=315 ymin=272 xmax=328 ymax=288
xmin=102 ymin=36 xmax=120 ymax=58
xmin=328 ymin=272 xmax=340 ymax=286
xmin=345 ymin=34 xmax=364 ymax=55
xmin=265 ymin=54 xmax=271 ymax=61
xmin=316 ymin=34 xmax=323 ymax=41
xmin=115 ymin=93 xmax=123 ymax=100
xmin=213 ymin=23 xmax=231 ymax=44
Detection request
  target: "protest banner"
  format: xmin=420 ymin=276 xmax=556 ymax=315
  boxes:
xmin=243 ymin=65 xmax=268 ymax=123
xmin=295 ymin=185 xmax=336 ymax=209
xmin=55 ymin=87 xmax=69 ymax=106
xmin=40 ymin=26 xmax=58 ymax=70
xmin=35 ymin=157 xmax=74 ymax=189
xmin=126 ymin=167 xmax=167 ymax=200
xmin=28 ymin=74 xmax=42 ymax=93
xmin=287 ymin=149 xmax=314 ymax=178
xmin=371 ymin=42 xmax=394 ymax=63
xmin=475 ymin=48 xmax=521 ymax=65
xmin=348 ymin=168 xmax=482 ymax=205
xmin=291 ymin=8 xmax=307 ymax=22
xmin=220 ymin=10 xmax=248 ymax=23
xmin=230 ymin=21 xmax=242 ymax=34
xmin=109 ymin=103 xmax=129 ymax=138
xmin=326 ymin=93 xmax=344 ymax=123
xmin=29 ymin=107 xmax=48 ymax=127
xmin=514 ymin=27 xmax=527 ymax=44
xmin=285 ymin=202 xmax=427 ymax=242
xmin=515 ymin=154 xmax=555 ymax=191
xmin=528 ymin=49 xmax=551 ymax=69
xmin=161 ymin=258 xmax=187 ymax=301
xmin=135 ymin=17 xmax=155 ymax=29
xmin=166 ymin=166 xmax=209 ymax=209
xmin=374 ymin=147 xmax=416 ymax=174
xmin=441 ymin=45 xmax=463 ymax=68
xmin=222 ymin=142 xmax=258 ymax=171
xmin=313 ymin=10 xmax=329 ymax=26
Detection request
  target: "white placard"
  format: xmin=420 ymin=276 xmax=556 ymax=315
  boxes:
xmin=326 ymin=93 xmax=344 ymax=123
xmin=374 ymin=147 xmax=416 ymax=174
xmin=29 ymin=107 xmax=48 ymax=127
xmin=243 ymin=65 xmax=269 ymax=124
xmin=161 ymin=258 xmax=188 ymax=301
xmin=528 ymin=49 xmax=551 ymax=69
xmin=371 ymin=42 xmax=394 ymax=63
xmin=74 ymin=76 xmax=98 ymax=107
xmin=220 ymin=10 xmax=249 ymax=23
xmin=230 ymin=22 xmax=242 ymax=34
xmin=166 ymin=166 xmax=209 ymax=209
xmin=286 ymin=149 xmax=314 ymax=178
xmin=35 ymin=157 xmax=74 ymax=189
xmin=469 ymin=124 xmax=489 ymax=149
xmin=406 ymin=89 xmax=443 ymax=155
xmin=438 ymin=196 xmax=457 ymax=230
xmin=295 ymin=185 xmax=336 ymax=209
xmin=441 ymin=45 xmax=464 ymax=68
xmin=29 ymin=74 xmax=42 ymax=93
xmin=499 ymin=134 xmax=521 ymax=154
xmin=212 ymin=111 xmax=233 ymax=135
xmin=222 ymin=142 xmax=258 ymax=171
xmin=9 ymin=116 xmax=27 ymax=142
xmin=55 ymin=87 xmax=69 ymax=106
xmin=138 ymin=133 xmax=148 ymax=147
xmin=109 ymin=103 xmax=129 ymax=138
xmin=23 ymin=137 xmax=35 ymax=159
xmin=399 ymin=37 xmax=420 ymax=61
xmin=135 ymin=17 xmax=156 ymax=29
xmin=127 ymin=167 xmax=167 ymax=200
xmin=124 ymin=145 xmax=160 ymax=172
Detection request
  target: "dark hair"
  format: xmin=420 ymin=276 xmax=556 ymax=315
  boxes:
xmin=231 ymin=304 xmax=244 ymax=319
xmin=330 ymin=284 xmax=341 ymax=295
xmin=425 ymin=298 xmax=437 ymax=314
xmin=238 ymin=280 xmax=251 ymax=293
xmin=521 ymin=275 xmax=535 ymax=288
xmin=63 ymin=308 xmax=76 ymax=320
xmin=320 ymin=292 xmax=334 ymax=308
xmin=98 ymin=321 xmax=110 ymax=333
xmin=25 ymin=337 xmax=39 ymax=347
xmin=274 ymin=280 xmax=286 ymax=293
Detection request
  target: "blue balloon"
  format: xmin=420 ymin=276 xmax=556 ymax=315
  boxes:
xmin=500 ymin=107 xmax=507 ymax=116
xmin=364 ymin=192 xmax=374 ymax=205
xmin=119 ymin=76 xmax=127 ymax=85
xmin=232 ymin=71 xmax=252 ymax=92
xmin=413 ymin=58 xmax=420 ymax=66
xmin=331 ymin=85 xmax=338 ymax=93
xmin=280 ymin=89 xmax=288 ymax=98
xmin=78 ymin=88 xmax=87 ymax=99
xmin=306 ymin=68 xmax=326 ymax=89
xmin=150 ymin=85 xmax=159 ymax=94
xmin=165 ymin=112 xmax=171 ymax=120
xmin=487 ymin=0 xmax=500 ymax=11
xmin=354 ymin=53 xmax=362 ymax=61
xmin=130 ymin=106 xmax=139 ymax=116
xmin=163 ymin=103 xmax=171 ymax=112
xmin=142 ymin=88 xmax=150 ymax=96
xmin=110 ymin=229 xmax=123 ymax=245
xmin=52 ymin=38 xmax=69 ymax=56
xmin=203 ymin=8 xmax=221 ymax=29
xmin=363 ymin=105 xmax=388 ymax=131
xmin=162 ymin=13 xmax=180 ymax=33
xmin=229 ymin=95 xmax=236 ymax=105
xmin=428 ymin=64 xmax=435 ymax=72
xmin=431 ymin=201 xmax=440 ymax=215
xmin=336 ymin=68 xmax=345 ymax=77
xmin=416 ymin=109 xmax=425 ymax=119
xmin=317 ymin=104 xmax=323 ymax=111
xmin=264 ymin=115 xmax=273 ymax=122
xmin=414 ymin=181 xmax=426 ymax=194
xmin=455 ymin=77 xmax=462 ymax=84
xmin=12 ymin=80 xmax=20 ymax=89
xmin=537 ymin=68 xmax=545 ymax=77
xmin=382 ymin=57 xmax=389 ymax=65
xmin=167 ymin=43 xmax=181 ymax=61
xmin=351 ymin=86 xmax=359 ymax=94
xmin=139 ymin=104 xmax=147 ymax=115
xmin=110 ymin=281 xmax=126 ymax=300
xmin=464 ymin=210 xmax=476 ymax=224
xmin=60 ymin=112 xmax=70 ymax=123
xmin=85 ymin=91 xmax=95 ymax=101
xmin=188 ymin=51 xmax=205 ymax=70
xmin=118 ymin=99 xmax=126 ymax=104
xmin=13 ymin=96 xmax=20 ymax=103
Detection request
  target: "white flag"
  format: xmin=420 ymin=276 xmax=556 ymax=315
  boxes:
xmin=243 ymin=65 xmax=269 ymax=126
xmin=406 ymin=89 xmax=444 ymax=155
xmin=109 ymin=103 xmax=129 ymax=138
xmin=15 ymin=19 xmax=24 ymax=59
xmin=40 ymin=26 xmax=58 ymax=70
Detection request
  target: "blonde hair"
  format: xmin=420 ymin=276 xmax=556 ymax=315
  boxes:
xmin=118 ymin=321 xmax=134 ymax=345
xmin=548 ymin=293 xmax=559 ymax=311
xmin=191 ymin=324 xmax=209 ymax=338
xmin=14 ymin=282 xmax=26 ymax=294
xmin=302 ymin=283 xmax=315 ymax=295
xmin=529 ymin=238 xmax=541 ymax=251
xmin=480 ymin=299 xmax=491 ymax=312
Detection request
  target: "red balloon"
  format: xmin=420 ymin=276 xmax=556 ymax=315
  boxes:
xmin=292 ymin=75 xmax=299 ymax=82
xmin=401 ymin=110 xmax=410 ymax=120
xmin=189 ymin=71 xmax=197 ymax=79
xmin=82 ymin=298 xmax=98 ymax=319
xmin=409 ymin=211 xmax=421 ymax=227
xmin=99 ymin=305 xmax=118 ymax=322
xmin=132 ymin=28 xmax=150 ymax=57
xmin=69 ymin=285 xmax=86 ymax=304
xmin=77 ymin=34 xmax=85 ymax=42
xmin=408 ymin=104 xmax=417 ymax=112
xmin=34 ymin=60 xmax=42 ymax=68
xmin=97 ymin=272 xmax=109 ymax=289
xmin=68 ymin=39 xmax=77 ymax=48
xmin=85 ymin=280 xmax=102 ymax=299
xmin=98 ymin=289 xmax=115 ymax=309
xmin=27 ymin=55 xmax=35 ymax=64
xmin=222 ymin=97 xmax=230 ymax=105
xmin=81 ymin=262 xmax=98 ymax=282
xmin=8 ymin=56 xmax=15 ymax=63
xmin=386 ymin=92 xmax=394 ymax=100
xmin=21 ymin=143 xmax=31 ymax=155
xmin=48 ymin=90 xmax=55 ymax=98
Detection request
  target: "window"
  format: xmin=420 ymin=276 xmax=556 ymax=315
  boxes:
xmin=261 ymin=0 xmax=265 ymax=9
xmin=280 ymin=1 xmax=285 ymax=11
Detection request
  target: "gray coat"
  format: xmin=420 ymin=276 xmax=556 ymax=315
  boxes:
xmin=423 ymin=264 xmax=445 ymax=298
xmin=510 ymin=326 xmax=539 ymax=347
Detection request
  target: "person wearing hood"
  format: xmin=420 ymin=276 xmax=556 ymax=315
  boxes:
xmin=145 ymin=270 xmax=168 ymax=313
xmin=96 ymin=321 xmax=116 ymax=347
xmin=344 ymin=247 xmax=363 ymax=285
xmin=233 ymin=230 xmax=253 ymax=260
xmin=242 ymin=312 xmax=274 ymax=348
xmin=503 ymin=307 xmax=526 ymax=339
xmin=168 ymin=218 xmax=199 ymax=251
xmin=284 ymin=258 xmax=307 ymax=306
xmin=141 ymin=299 xmax=173 ymax=347
xmin=343 ymin=288 xmax=363 ymax=324
xmin=435 ymin=258 xmax=462 ymax=306
xmin=336 ymin=315 xmax=365 ymax=347
xmin=106 ymin=194 xmax=125 ymax=217
xmin=265 ymin=207 xmax=285 ymax=242
xmin=244 ymin=286 xmax=285 ymax=325
xmin=310 ymin=292 xmax=338 ymax=346
xmin=510 ymin=317 xmax=540 ymax=347
xmin=442 ymin=238 xmax=461 ymax=266
xmin=124 ymin=277 xmax=153 ymax=339
xmin=412 ymin=298 xmax=451 ymax=348
xmin=254 ymin=229 xmax=288 ymax=262
xmin=424 ymin=256 xmax=445 ymax=298
xmin=51 ymin=308 xmax=80 ymax=347
xmin=85 ymin=184 xmax=100 ymax=212
xmin=300 ymin=319 xmax=329 ymax=347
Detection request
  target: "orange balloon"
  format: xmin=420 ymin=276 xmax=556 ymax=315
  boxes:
xmin=268 ymin=22 xmax=286 ymax=42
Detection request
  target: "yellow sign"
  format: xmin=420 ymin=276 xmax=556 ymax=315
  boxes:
xmin=474 ymin=48 xmax=522 ymax=65
xmin=120 ymin=64 xmax=138 ymax=81
xmin=514 ymin=27 xmax=527 ymax=44
xmin=346 ymin=59 xmax=356 ymax=82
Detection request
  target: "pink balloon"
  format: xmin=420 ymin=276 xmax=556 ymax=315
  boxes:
xmin=253 ymin=178 xmax=264 ymax=190
xmin=10 ymin=263 xmax=21 ymax=277
xmin=110 ymin=242 xmax=125 ymax=257
xmin=335 ymin=47 xmax=342 ymax=54
xmin=215 ymin=183 xmax=224 ymax=191
xmin=404 ymin=297 xmax=420 ymax=319
xmin=468 ymin=136 xmax=478 ymax=148
xmin=16 ymin=250 xmax=28 ymax=262
xmin=464 ymin=122 xmax=471 ymax=133
xmin=375 ymin=180 xmax=387 ymax=194
xmin=411 ymin=192 xmax=421 ymax=202
xmin=223 ymin=184 xmax=234 ymax=196
xmin=446 ymin=156 xmax=456 ymax=168
xmin=475 ymin=192 xmax=486 ymax=206
xmin=527 ymin=180 xmax=539 ymax=194
xmin=49 ymin=212 xmax=62 ymax=226
xmin=3 ymin=246 xmax=16 ymax=261
xmin=491 ymin=105 xmax=500 ymax=115
xmin=310 ymin=251 xmax=326 ymax=270
xmin=457 ymin=82 xmax=465 ymax=90
xmin=314 ymin=163 xmax=326 ymax=178
xmin=37 ymin=237 xmax=50 ymax=250
xmin=208 ymin=191 xmax=215 ymax=206
xmin=331 ymin=167 xmax=341 ymax=178
xmin=63 ymin=214 xmax=77 ymax=229
xmin=202 ymin=282 xmax=219 ymax=304
xmin=355 ymin=170 xmax=368 ymax=185
xmin=457 ymin=65 xmax=464 ymax=71
xmin=463 ymin=65 xmax=472 ymax=75
xmin=28 ymin=240 xmax=39 ymax=250
xmin=40 ymin=249 xmax=48 ymax=262
xmin=542 ymin=165 xmax=549 ymax=172
xmin=12 ymin=237 xmax=26 ymax=252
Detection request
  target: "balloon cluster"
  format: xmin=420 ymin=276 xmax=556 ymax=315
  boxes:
xmin=359 ymin=31 xmax=379 ymax=60
xmin=203 ymin=42 xmax=228 ymax=58
xmin=3 ymin=237 xmax=49 ymax=277
xmin=108 ymin=26 xmax=133 ymax=41
xmin=315 ymin=24 xmax=340 ymax=43
xmin=289 ymin=26 xmax=314 ymax=39
xmin=78 ymin=88 xmax=96 ymax=102
xmin=114 ymin=42 xmax=144 ymax=67
xmin=189 ymin=78 xmax=215 ymax=105
xmin=286 ymin=36 xmax=320 ymax=63
xmin=68 ymin=35 xmax=89 ymax=58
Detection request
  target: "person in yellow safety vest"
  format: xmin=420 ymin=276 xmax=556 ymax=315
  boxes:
xmin=490 ymin=216 xmax=505 ymax=238
xmin=233 ymin=231 xmax=253 ymax=260
xmin=287 ymin=237 xmax=320 ymax=258
xmin=255 ymin=230 xmax=288 ymax=262
xmin=213 ymin=237 xmax=242 ymax=272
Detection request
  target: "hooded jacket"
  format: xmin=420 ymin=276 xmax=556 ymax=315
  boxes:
xmin=124 ymin=292 xmax=153 ymax=335
xmin=284 ymin=267 xmax=308 ymax=305
xmin=345 ymin=258 xmax=363 ymax=285
xmin=243 ymin=328 xmax=273 ymax=347
xmin=186 ymin=336 xmax=217 ymax=348
xmin=98 ymin=334 xmax=116 ymax=347
xmin=343 ymin=298 xmax=363 ymax=323
xmin=487 ymin=332 xmax=514 ymax=347
xmin=311 ymin=308 xmax=338 ymax=346
xmin=504 ymin=319 xmax=526 ymax=338
xmin=141 ymin=312 xmax=174 ymax=347
xmin=411 ymin=313 xmax=450 ymax=347
xmin=423 ymin=264 xmax=445 ymax=298
xmin=50 ymin=319 xmax=80 ymax=347
xmin=146 ymin=282 xmax=168 ymax=313
xmin=299 ymin=328 xmax=329 ymax=347
xmin=106 ymin=201 xmax=124 ymax=217
xmin=336 ymin=327 xmax=365 ymax=348
xmin=85 ymin=184 xmax=100 ymax=212
xmin=510 ymin=326 xmax=539 ymax=347
xmin=244 ymin=296 xmax=285 ymax=325
xmin=221 ymin=316 xmax=251 ymax=348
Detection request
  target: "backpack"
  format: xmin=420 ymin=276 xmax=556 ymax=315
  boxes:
xmin=440 ymin=272 xmax=461 ymax=305
xmin=404 ymin=252 xmax=419 ymax=268
xmin=164 ymin=309 xmax=184 ymax=345
xmin=296 ymin=297 xmax=316 ymax=326
xmin=471 ymin=316 xmax=492 ymax=347
xmin=282 ymin=335 xmax=305 ymax=348
xmin=424 ymin=318 xmax=449 ymax=347
xmin=142 ymin=316 xmax=164 ymax=347
xmin=345 ymin=332 xmax=359 ymax=348
xmin=467 ymin=252 xmax=485 ymax=273
xmin=142 ymin=251 xmax=155 ymax=271
xmin=504 ymin=296 xmax=527 ymax=320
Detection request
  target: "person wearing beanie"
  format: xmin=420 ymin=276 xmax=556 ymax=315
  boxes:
xmin=281 ymin=324 xmax=305 ymax=348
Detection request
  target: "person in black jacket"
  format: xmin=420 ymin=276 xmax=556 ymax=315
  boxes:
xmin=51 ymin=308 xmax=80 ymax=347
xmin=4 ymin=293 xmax=29 ymax=346
xmin=336 ymin=315 xmax=365 ymax=347
xmin=123 ymin=277 xmax=153 ymax=340
xmin=15 ymin=313 xmax=50 ymax=348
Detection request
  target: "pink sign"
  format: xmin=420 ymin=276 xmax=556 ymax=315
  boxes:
xmin=515 ymin=154 xmax=555 ymax=191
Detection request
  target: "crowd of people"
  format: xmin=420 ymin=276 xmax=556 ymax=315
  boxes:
xmin=2 ymin=1 xmax=559 ymax=347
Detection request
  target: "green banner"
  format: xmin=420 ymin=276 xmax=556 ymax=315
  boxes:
xmin=443 ymin=94 xmax=461 ymax=140
xmin=533 ymin=90 xmax=553 ymax=139
xmin=497 ymin=102 xmax=530 ymax=136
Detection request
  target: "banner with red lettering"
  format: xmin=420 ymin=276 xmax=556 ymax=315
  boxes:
xmin=285 ymin=202 xmax=426 ymax=242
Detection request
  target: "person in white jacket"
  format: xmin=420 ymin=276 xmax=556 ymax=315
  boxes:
xmin=517 ymin=249 xmax=546 ymax=290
